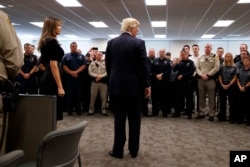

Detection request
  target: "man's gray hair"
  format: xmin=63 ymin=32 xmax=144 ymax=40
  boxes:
xmin=120 ymin=18 xmax=140 ymax=32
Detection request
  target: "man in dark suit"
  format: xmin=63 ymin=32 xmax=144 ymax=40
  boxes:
xmin=105 ymin=17 xmax=151 ymax=159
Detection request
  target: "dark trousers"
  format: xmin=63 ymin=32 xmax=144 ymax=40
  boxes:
xmin=192 ymin=77 xmax=199 ymax=113
xmin=82 ymin=79 xmax=92 ymax=112
xmin=110 ymin=95 xmax=142 ymax=157
xmin=151 ymin=80 xmax=171 ymax=115
xmin=65 ymin=76 xmax=83 ymax=113
xmin=175 ymin=80 xmax=194 ymax=116
xmin=218 ymin=85 xmax=235 ymax=120
xmin=17 ymin=75 xmax=37 ymax=94
xmin=235 ymin=88 xmax=250 ymax=123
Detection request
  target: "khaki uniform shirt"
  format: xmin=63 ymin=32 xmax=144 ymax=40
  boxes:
xmin=196 ymin=54 xmax=220 ymax=77
xmin=0 ymin=10 xmax=23 ymax=80
xmin=88 ymin=60 xmax=107 ymax=78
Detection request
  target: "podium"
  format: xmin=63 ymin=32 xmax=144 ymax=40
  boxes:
xmin=6 ymin=94 xmax=57 ymax=163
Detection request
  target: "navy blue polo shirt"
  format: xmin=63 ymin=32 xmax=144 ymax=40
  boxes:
xmin=62 ymin=53 xmax=86 ymax=71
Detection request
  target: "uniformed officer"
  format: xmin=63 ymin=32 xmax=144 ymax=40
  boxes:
xmin=0 ymin=10 xmax=23 ymax=108
xmin=151 ymin=48 xmax=172 ymax=117
xmin=16 ymin=43 xmax=38 ymax=94
xmin=62 ymin=42 xmax=86 ymax=115
xmin=172 ymin=50 xmax=195 ymax=119
xmin=196 ymin=43 xmax=220 ymax=121
xmin=218 ymin=52 xmax=237 ymax=122
xmin=236 ymin=56 xmax=250 ymax=126
xmin=87 ymin=51 xmax=108 ymax=116
xmin=0 ymin=10 xmax=23 ymax=152
xmin=81 ymin=53 xmax=93 ymax=113
xmin=142 ymin=48 xmax=155 ymax=117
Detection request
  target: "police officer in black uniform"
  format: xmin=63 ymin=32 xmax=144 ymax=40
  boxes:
xmin=151 ymin=48 xmax=172 ymax=117
xmin=236 ymin=56 xmax=250 ymax=126
xmin=17 ymin=43 xmax=38 ymax=94
xmin=172 ymin=50 xmax=195 ymax=119
xmin=142 ymin=48 xmax=155 ymax=116
xmin=81 ymin=53 xmax=93 ymax=113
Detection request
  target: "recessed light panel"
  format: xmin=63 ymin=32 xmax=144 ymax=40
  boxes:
xmin=30 ymin=22 xmax=43 ymax=28
xmin=155 ymin=34 xmax=166 ymax=38
xmin=145 ymin=0 xmax=166 ymax=6
xmin=237 ymin=0 xmax=250 ymax=3
xmin=201 ymin=34 xmax=215 ymax=39
xmin=56 ymin=0 xmax=82 ymax=7
xmin=89 ymin=22 xmax=108 ymax=28
xmin=213 ymin=20 xmax=234 ymax=27
xmin=151 ymin=21 xmax=167 ymax=27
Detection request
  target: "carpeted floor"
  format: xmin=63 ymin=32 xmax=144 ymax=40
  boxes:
xmin=57 ymin=109 xmax=250 ymax=167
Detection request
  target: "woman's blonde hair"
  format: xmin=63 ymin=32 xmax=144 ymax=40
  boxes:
xmin=223 ymin=52 xmax=235 ymax=66
xmin=37 ymin=16 xmax=62 ymax=51
xmin=120 ymin=18 xmax=140 ymax=33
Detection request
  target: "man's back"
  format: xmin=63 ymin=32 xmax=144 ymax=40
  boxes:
xmin=106 ymin=33 xmax=149 ymax=97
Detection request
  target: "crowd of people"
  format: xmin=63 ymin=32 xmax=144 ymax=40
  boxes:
xmin=16 ymin=41 xmax=250 ymax=126
xmin=1 ymin=12 xmax=249 ymax=161
xmin=144 ymin=43 xmax=250 ymax=126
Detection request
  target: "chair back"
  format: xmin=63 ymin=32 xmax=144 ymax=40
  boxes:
xmin=36 ymin=121 xmax=87 ymax=167
xmin=0 ymin=150 xmax=24 ymax=167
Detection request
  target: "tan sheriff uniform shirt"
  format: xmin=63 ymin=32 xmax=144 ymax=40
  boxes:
xmin=0 ymin=10 xmax=23 ymax=80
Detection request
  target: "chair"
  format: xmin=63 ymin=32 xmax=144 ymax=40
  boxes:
xmin=19 ymin=121 xmax=87 ymax=167
xmin=0 ymin=150 xmax=24 ymax=167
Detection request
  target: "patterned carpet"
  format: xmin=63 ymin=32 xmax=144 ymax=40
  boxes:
xmin=57 ymin=110 xmax=250 ymax=167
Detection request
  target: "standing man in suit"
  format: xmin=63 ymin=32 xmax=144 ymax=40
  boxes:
xmin=105 ymin=18 xmax=151 ymax=159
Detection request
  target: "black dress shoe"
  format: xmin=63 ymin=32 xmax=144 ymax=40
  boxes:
xmin=108 ymin=151 xmax=123 ymax=159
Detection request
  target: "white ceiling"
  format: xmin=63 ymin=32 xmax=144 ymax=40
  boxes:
xmin=1 ymin=0 xmax=250 ymax=40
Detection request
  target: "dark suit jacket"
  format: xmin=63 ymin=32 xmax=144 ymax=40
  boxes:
xmin=105 ymin=32 xmax=150 ymax=97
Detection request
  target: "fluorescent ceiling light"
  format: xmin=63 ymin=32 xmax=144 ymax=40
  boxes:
xmin=155 ymin=34 xmax=166 ymax=38
xmin=64 ymin=35 xmax=79 ymax=38
xmin=213 ymin=20 xmax=234 ymax=27
xmin=30 ymin=22 xmax=43 ymax=28
xmin=151 ymin=21 xmax=167 ymax=27
xmin=201 ymin=34 xmax=215 ymax=39
xmin=237 ymin=0 xmax=250 ymax=3
xmin=56 ymin=0 xmax=82 ymax=7
xmin=108 ymin=35 xmax=119 ymax=38
xmin=145 ymin=0 xmax=166 ymax=5
xmin=12 ymin=23 xmax=21 ymax=26
xmin=0 ymin=5 xmax=6 ymax=8
xmin=89 ymin=21 xmax=108 ymax=28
